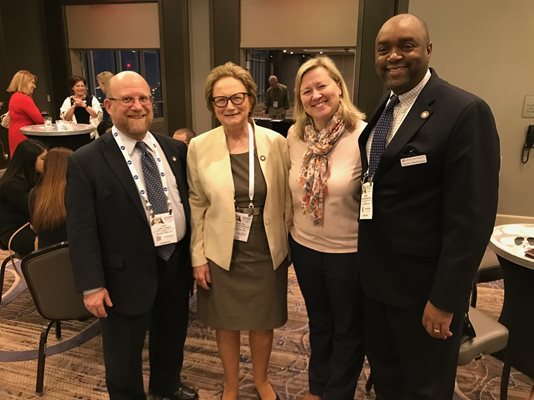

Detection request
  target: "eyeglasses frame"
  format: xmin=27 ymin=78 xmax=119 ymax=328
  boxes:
xmin=211 ymin=92 xmax=249 ymax=108
xmin=107 ymin=95 xmax=154 ymax=106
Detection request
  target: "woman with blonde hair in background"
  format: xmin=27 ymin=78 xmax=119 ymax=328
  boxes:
xmin=5 ymin=70 xmax=45 ymax=156
xmin=188 ymin=62 xmax=291 ymax=400
xmin=288 ymin=56 xmax=367 ymax=400
xmin=30 ymin=147 xmax=73 ymax=248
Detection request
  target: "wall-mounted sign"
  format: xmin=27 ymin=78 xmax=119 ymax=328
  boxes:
xmin=522 ymin=95 xmax=534 ymax=118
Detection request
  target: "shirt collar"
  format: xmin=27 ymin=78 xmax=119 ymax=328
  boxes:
xmin=112 ymin=127 xmax=154 ymax=156
xmin=391 ymin=69 xmax=431 ymax=103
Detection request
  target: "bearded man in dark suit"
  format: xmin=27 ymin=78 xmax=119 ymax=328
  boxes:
xmin=66 ymin=71 xmax=198 ymax=400
xmin=357 ymin=14 xmax=500 ymax=400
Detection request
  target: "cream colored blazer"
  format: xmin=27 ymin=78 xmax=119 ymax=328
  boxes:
xmin=187 ymin=123 xmax=292 ymax=270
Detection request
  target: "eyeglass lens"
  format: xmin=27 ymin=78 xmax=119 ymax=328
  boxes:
xmin=213 ymin=93 xmax=247 ymax=108
xmin=122 ymin=96 xmax=151 ymax=105
xmin=109 ymin=96 xmax=152 ymax=105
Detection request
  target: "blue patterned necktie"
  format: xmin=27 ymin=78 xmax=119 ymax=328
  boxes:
xmin=368 ymin=94 xmax=400 ymax=177
xmin=135 ymin=141 xmax=175 ymax=260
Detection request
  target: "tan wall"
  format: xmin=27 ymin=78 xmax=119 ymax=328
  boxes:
xmin=188 ymin=0 xmax=212 ymax=134
xmin=410 ymin=0 xmax=534 ymax=217
xmin=496 ymin=214 xmax=534 ymax=225
xmin=241 ymin=0 xmax=358 ymax=48
xmin=65 ymin=4 xmax=159 ymax=49
xmin=69 ymin=50 xmax=83 ymax=77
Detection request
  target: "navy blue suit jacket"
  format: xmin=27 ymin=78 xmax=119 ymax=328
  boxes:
xmin=358 ymin=70 xmax=500 ymax=313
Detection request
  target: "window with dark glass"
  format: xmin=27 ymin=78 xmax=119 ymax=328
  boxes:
xmin=81 ymin=49 xmax=163 ymax=118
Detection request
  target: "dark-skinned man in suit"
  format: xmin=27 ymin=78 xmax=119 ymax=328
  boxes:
xmin=357 ymin=14 xmax=500 ymax=399
xmin=66 ymin=71 xmax=198 ymax=400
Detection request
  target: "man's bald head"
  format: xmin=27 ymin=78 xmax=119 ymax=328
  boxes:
xmin=104 ymin=71 xmax=154 ymax=140
xmin=375 ymin=13 xmax=432 ymax=94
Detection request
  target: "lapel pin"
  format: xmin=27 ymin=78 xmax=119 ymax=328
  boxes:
xmin=260 ymin=155 xmax=266 ymax=161
xmin=420 ymin=111 xmax=430 ymax=119
xmin=172 ymin=156 xmax=177 ymax=162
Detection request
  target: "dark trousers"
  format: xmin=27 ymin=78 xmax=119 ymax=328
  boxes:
xmin=364 ymin=295 xmax=463 ymax=400
xmin=289 ymin=235 xmax=364 ymax=400
xmin=100 ymin=243 xmax=190 ymax=400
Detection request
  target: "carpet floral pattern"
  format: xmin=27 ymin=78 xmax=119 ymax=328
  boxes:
xmin=0 ymin=251 xmax=532 ymax=399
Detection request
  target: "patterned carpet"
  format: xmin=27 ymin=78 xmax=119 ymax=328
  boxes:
xmin=0 ymin=250 xmax=532 ymax=399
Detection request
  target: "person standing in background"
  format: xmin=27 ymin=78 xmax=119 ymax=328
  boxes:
xmin=287 ymin=56 xmax=366 ymax=400
xmin=358 ymin=14 xmax=500 ymax=399
xmin=5 ymin=70 xmax=44 ymax=156
xmin=96 ymin=71 xmax=114 ymax=136
xmin=263 ymin=75 xmax=289 ymax=119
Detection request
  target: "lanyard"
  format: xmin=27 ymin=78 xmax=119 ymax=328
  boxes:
xmin=112 ymin=130 xmax=170 ymax=215
xmin=247 ymin=123 xmax=255 ymax=210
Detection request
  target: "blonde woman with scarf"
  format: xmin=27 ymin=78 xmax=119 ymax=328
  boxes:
xmin=287 ymin=56 xmax=366 ymax=400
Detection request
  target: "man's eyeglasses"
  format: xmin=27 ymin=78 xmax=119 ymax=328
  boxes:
xmin=108 ymin=95 xmax=153 ymax=106
xmin=514 ymin=236 xmax=534 ymax=246
xmin=212 ymin=92 xmax=248 ymax=108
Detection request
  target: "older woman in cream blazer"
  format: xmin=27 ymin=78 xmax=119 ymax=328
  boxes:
xmin=188 ymin=124 xmax=291 ymax=270
xmin=187 ymin=62 xmax=291 ymax=400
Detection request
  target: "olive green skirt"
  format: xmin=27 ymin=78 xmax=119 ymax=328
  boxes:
xmin=197 ymin=213 xmax=288 ymax=330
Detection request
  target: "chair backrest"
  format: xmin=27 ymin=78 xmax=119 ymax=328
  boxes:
xmin=458 ymin=306 xmax=508 ymax=366
xmin=21 ymin=242 xmax=91 ymax=321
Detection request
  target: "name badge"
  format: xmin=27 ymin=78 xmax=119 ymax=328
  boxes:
xmin=151 ymin=212 xmax=177 ymax=246
xmin=360 ymin=181 xmax=373 ymax=220
xmin=234 ymin=212 xmax=253 ymax=242
xmin=273 ymin=100 xmax=279 ymax=108
xmin=400 ymin=154 xmax=427 ymax=167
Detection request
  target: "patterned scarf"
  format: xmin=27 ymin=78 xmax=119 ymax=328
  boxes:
xmin=299 ymin=111 xmax=346 ymax=225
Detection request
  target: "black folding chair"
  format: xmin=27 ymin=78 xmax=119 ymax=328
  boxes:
xmin=21 ymin=242 xmax=92 ymax=394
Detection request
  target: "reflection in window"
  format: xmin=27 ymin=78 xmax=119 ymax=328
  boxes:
xmin=143 ymin=51 xmax=163 ymax=118
xmin=93 ymin=50 xmax=116 ymax=102
xmin=246 ymin=50 xmax=268 ymax=106
xmin=94 ymin=50 xmax=115 ymax=73
xmin=81 ymin=49 xmax=163 ymax=118
xmin=120 ymin=50 xmax=140 ymax=73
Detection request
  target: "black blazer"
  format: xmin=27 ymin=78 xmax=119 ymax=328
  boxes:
xmin=357 ymin=70 xmax=500 ymax=313
xmin=66 ymin=131 xmax=191 ymax=315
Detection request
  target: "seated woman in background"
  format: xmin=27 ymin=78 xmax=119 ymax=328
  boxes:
xmin=29 ymin=147 xmax=72 ymax=248
xmin=96 ymin=71 xmax=114 ymax=136
xmin=60 ymin=75 xmax=102 ymax=129
xmin=6 ymin=70 xmax=45 ymax=157
xmin=0 ymin=139 xmax=47 ymax=255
